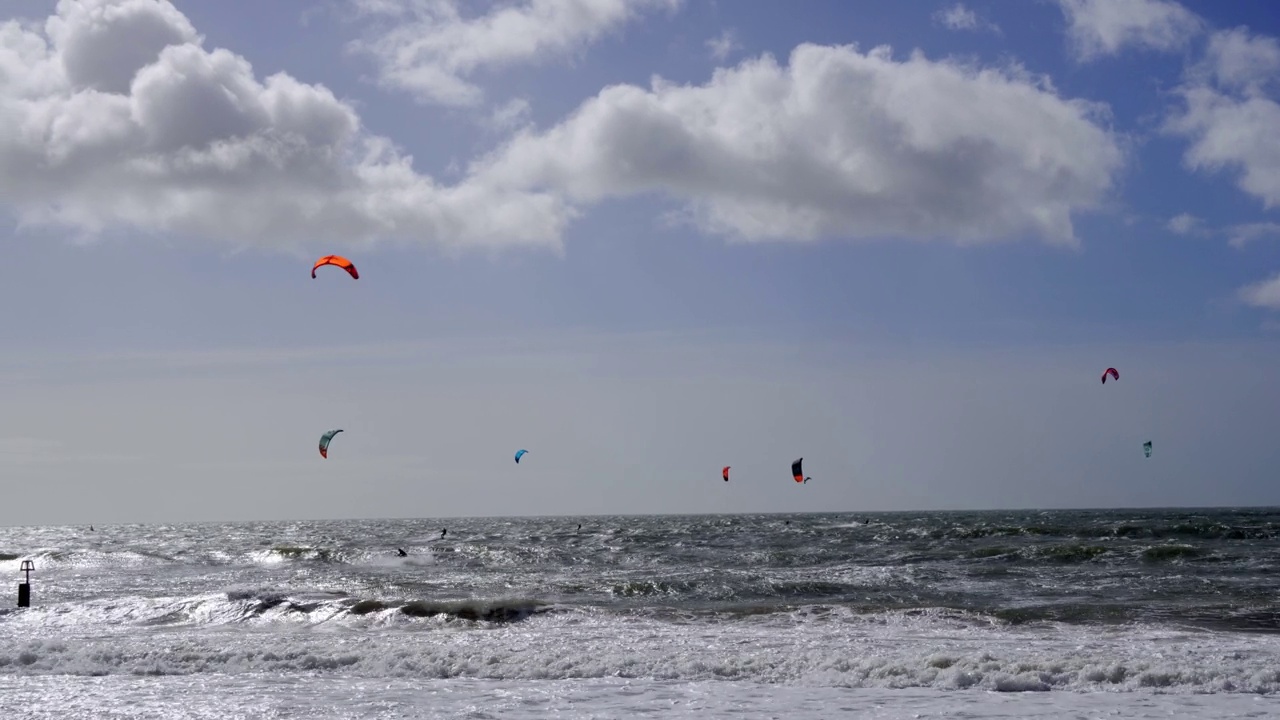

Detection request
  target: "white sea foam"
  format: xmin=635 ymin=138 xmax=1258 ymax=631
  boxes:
xmin=1 ymin=676 xmax=1278 ymax=720
xmin=2 ymin=597 xmax=1280 ymax=695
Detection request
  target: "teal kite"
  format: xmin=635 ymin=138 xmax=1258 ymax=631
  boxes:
xmin=319 ymin=429 xmax=344 ymax=459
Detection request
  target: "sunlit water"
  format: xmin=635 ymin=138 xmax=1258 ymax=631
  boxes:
xmin=3 ymin=509 xmax=1280 ymax=718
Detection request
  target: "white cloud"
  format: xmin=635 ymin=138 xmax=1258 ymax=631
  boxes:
xmin=933 ymin=3 xmax=1000 ymax=34
xmin=1169 ymin=27 xmax=1280 ymax=313
xmin=1239 ymin=272 xmax=1280 ymax=310
xmin=1227 ymin=222 xmax=1280 ymax=248
xmin=1162 ymin=214 xmax=1280 ymax=248
xmin=1165 ymin=214 xmax=1280 ymax=247
xmin=348 ymin=0 xmax=682 ymax=108
xmin=1202 ymin=27 xmax=1280 ymax=92
xmin=470 ymin=43 xmax=1125 ymax=246
xmin=705 ymin=28 xmax=740 ymax=61
xmin=1167 ymin=212 xmax=1202 ymax=235
xmin=1057 ymin=0 xmax=1203 ymax=61
xmin=1166 ymin=27 xmax=1280 ymax=212
xmin=488 ymin=97 xmax=533 ymax=132
xmin=0 ymin=0 xmax=570 ymax=252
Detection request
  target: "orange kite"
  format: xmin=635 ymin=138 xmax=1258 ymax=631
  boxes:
xmin=312 ymin=255 xmax=358 ymax=279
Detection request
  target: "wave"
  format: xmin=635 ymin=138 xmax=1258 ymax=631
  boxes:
xmin=1140 ymin=544 xmax=1205 ymax=562
xmin=215 ymin=587 xmax=554 ymax=625
xmin=912 ymin=520 xmax=1280 ymax=542
xmin=3 ymin=607 xmax=1280 ymax=694
xmin=0 ymin=548 xmax=180 ymax=573
xmin=1 ymin=586 xmax=558 ymax=633
xmin=7 ymin=577 xmax=1279 ymax=638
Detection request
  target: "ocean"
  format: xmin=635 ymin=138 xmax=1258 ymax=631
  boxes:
xmin=2 ymin=509 xmax=1279 ymax=718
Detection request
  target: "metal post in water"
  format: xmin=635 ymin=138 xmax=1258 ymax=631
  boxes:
xmin=17 ymin=560 xmax=33 ymax=607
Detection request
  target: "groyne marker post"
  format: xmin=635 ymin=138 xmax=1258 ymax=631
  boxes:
xmin=17 ymin=560 xmax=33 ymax=607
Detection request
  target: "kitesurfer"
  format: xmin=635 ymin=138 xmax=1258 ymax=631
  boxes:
xmin=441 ymin=528 xmax=447 ymax=539
xmin=396 ymin=548 xmax=407 ymax=557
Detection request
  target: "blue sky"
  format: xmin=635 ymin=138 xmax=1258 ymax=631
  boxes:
xmin=1 ymin=0 xmax=1279 ymax=525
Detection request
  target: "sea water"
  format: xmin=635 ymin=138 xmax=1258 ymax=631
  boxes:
xmin=2 ymin=509 xmax=1280 ymax=718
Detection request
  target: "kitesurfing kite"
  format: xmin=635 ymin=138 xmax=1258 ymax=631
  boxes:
xmin=1101 ymin=367 xmax=1119 ymax=384
xmin=312 ymin=255 xmax=358 ymax=279
xmin=722 ymin=466 xmax=730 ymax=482
xmin=319 ymin=429 xmax=343 ymax=459
xmin=791 ymin=458 xmax=810 ymax=484
xmin=514 ymin=449 xmax=528 ymax=464
xmin=1143 ymin=441 xmax=1152 ymax=458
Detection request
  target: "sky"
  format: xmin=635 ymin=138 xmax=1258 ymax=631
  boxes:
xmin=1 ymin=0 xmax=1279 ymax=525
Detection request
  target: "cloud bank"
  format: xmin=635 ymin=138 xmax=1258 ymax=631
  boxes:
xmin=0 ymin=1 xmax=1130 ymax=253
xmin=0 ymin=0 xmax=568 ymax=252
xmin=471 ymin=43 xmax=1125 ymax=246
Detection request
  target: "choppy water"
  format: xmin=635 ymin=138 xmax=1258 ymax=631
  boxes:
xmin=3 ymin=509 xmax=1280 ymax=718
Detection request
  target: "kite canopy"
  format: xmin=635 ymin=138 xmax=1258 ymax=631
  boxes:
xmin=1143 ymin=440 xmax=1152 ymax=458
xmin=319 ymin=429 xmax=343 ymax=459
xmin=1101 ymin=367 xmax=1119 ymax=384
xmin=722 ymin=466 xmax=730 ymax=482
xmin=514 ymin=449 xmax=528 ymax=464
xmin=791 ymin=458 xmax=807 ymax=484
xmin=312 ymin=255 xmax=358 ymax=279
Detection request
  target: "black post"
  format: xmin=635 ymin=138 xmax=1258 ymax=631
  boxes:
xmin=17 ymin=560 xmax=33 ymax=608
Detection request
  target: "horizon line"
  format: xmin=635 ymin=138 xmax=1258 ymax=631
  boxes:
xmin=5 ymin=503 xmax=1277 ymax=529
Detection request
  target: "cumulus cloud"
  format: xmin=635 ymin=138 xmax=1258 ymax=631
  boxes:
xmin=706 ymin=29 xmax=740 ymax=62
xmin=469 ymin=43 xmax=1125 ymax=246
xmin=488 ymin=97 xmax=533 ymax=132
xmin=1167 ymin=212 xmax=1202 ymax=235
xmin=1227 ymin=222 xmax=1280 ymax=248
xmin=0 ymin=0 xmax=569 ymax=251
xmin=1057 ymin=0 xmax=1203 ymax=61
xmin=0 ymin=2 xmax=1130 ymax=254
xmin=933 ymin=3 xmax=1000 ymax=34
xmin=1166 ymin=27 xmax=1280 ymax=212
xmin=1167 ymin=214 xmax=1280 ymax=247
xmin=1169 ymin=26 xmax=1280 ymax=317
xmin=1201 ymin=27 xmax=1280 ymax=92
xmin=348 ymin=0 xmax=682 ymax=108
xmin=1239 ymin=272 xmax=1280 ymax=310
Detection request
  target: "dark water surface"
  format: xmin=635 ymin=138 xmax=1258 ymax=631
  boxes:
xmin=4 ymin=507 xmax=1278 ymax=632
